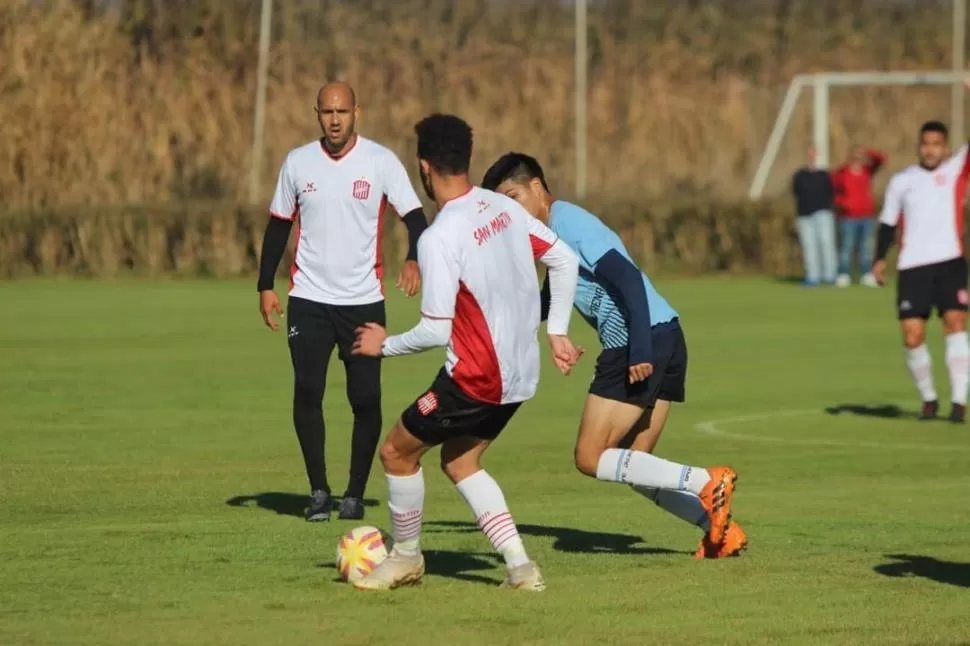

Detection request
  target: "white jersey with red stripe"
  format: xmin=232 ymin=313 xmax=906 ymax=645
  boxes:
xmin=269 ymin=135 xmax=423 ymax=305
xmin=879 ymin=145 xmax=970 ymax=271
xmin=417 ymin=186 xmax=561 ymax=405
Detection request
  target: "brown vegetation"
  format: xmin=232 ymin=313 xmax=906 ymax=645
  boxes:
xmin=0 ymin=0 xmax=963 ymax=211
xmin=0 ymin=199 xmax=804 ymax=279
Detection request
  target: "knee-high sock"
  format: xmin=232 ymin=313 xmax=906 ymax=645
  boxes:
xmin=387 ymin=469 xmax=425 ymax=556
xmin=456 ymin=470 xmax=530 ymax=569
xmin=905 ymin=344 xmax=938 ymax=403
xmin=632 ymin=486 xmax=709 ymax=530
xmin=945 ymin=332 xmax=970 ymax=405
xmin=596 ymin=448 xmax=711 ymax=495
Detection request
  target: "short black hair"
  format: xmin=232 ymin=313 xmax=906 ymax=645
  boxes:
xmin=920 ymin=120 xmax=949 ymax=139
xmin=481 ymin=152 xmax=549 ymax=192
xmin=414 ymin=114 xmax=473 ymax=175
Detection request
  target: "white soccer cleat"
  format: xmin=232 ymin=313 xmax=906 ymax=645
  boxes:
xmin=500 ymin=561 xmax=546 ymax=592
xmin=835 ymin=274 xmax=852 ymax=288
xmin=860 ymin=272 xmax=879 ymax=288
xmin=352 ymin=549 xmax=425 ymax=591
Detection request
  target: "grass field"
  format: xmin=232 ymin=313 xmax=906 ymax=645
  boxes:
xmin=2 ymin=277 xmax=969 ymax=646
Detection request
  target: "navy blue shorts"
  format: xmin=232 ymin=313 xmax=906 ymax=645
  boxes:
xmin=588 ymin=320 xmax=687 ymax=409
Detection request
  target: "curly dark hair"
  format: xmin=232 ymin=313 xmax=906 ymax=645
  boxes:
xmin=414 ymin=114 xmax=473 ymax=175
xmin=920 ymin=120 xmax=949 ymax=140
xmin=481 ymin=152 xmax=550 ymax=192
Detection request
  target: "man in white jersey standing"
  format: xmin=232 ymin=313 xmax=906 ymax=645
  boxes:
xmin=256 ymin=82 xmax=430 ymax=521
xmin=350 ymin=114 xmax=581 ymax=592
xmin=872 ymin=119 xmax=970 ymax=423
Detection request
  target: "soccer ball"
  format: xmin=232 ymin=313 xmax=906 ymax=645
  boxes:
xmin=335 ymin=526 xmax=388 ymax=584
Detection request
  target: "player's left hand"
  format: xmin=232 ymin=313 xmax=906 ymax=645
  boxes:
xmin=628 ymin=362 xmax=653 ymax=384
xmin=397 ymin=260 xmax=421 ymax=297
xmin=548 ymin=335 xmax=584 ymax=375
xmin=352 ymin=322 xmax=387 ymax=357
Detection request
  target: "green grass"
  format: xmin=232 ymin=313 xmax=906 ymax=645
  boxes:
xmin=1 ymin=277 xmax=969 ymax=646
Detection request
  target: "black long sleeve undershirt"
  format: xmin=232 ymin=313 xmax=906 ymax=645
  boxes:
xmin=257 ymin=208 xmax=428 ymax=292
xmin=401 ymin=208 xmax=428 ymax=261
xmin=874 ymin=223 xmax=896 ymax=264
xmin=594 ymin=249 xmax=654 ymax=365
xmin=540 ymin=274 xmax=551 ymax=322
xmin=257 ymin=216 xmax=293 ymax=292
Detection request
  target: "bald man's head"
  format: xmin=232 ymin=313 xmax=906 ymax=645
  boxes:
xmin=315 ymin=82 xmax=359 ymax=156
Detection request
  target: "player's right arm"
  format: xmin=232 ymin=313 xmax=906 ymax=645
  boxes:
xmin=527 ymin=214 xmax=582 ymax=374
xmin=872 ymin=172 xmax=905 ymax=285
xmin=257 ymin=155 xmax=298 ymax=331
xmin=375 ymin=230 xmax=457 ymax=357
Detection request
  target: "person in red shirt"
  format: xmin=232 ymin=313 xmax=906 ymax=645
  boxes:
xmin=832 ymin=146 xmax=887 ymax=287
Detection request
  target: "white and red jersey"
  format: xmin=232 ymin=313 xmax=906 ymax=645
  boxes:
xmin=879 ymin=146 xmax=970 ymax=270
xmin=269 ymin=136 xmax=423 ymax=305
xmin=417 ymin=187 xmax=563 ymax=405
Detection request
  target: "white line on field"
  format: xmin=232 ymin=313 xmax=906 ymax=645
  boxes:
xmin=693 ymin=409 xmax=970 ymax=452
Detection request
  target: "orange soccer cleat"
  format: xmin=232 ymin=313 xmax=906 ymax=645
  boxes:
xmin=697 ymin=466 xmax=738 ymax=545
xmin=693 ymin=520 xmax=748 ymax=559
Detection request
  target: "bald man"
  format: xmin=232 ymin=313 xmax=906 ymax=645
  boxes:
xmin=257 ymin=82 xmax=429 ymax=521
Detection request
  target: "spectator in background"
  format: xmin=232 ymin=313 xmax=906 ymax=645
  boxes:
xmin=791 ymin=145 xmax=837 ymax=286
xmin=832 ymin=146 xmax=886 ymax=288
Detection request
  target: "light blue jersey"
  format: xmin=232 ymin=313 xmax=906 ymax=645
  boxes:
xmin=548 ymin=200 xmax=678 ymax=349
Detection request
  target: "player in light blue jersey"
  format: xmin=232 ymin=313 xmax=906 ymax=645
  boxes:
xmin=483 ymin=153 xmax=746 ymax=558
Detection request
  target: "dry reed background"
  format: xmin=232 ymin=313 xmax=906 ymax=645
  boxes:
xmin=0 ymin=0 xmax=959 ymax=276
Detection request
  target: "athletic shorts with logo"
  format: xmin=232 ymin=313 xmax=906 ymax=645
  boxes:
xmin=286 ymin=296 xmax=385 ymax=363
xmin=589 ymin=319 xmax=687 ymax=409
xmin=896 ymin=257 xmax=969 ymax=320
xmin=401 ymin=368 xmax=522 ymax=446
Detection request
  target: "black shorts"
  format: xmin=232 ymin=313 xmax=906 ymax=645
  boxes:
xmin=896 ymin=257 xmax=969 ymax=320
xmin=286 ymin=296 xmax=385 ymax=363
xmin=401 ymin=368 xmax=522 ymax=447
xmin=589 ymin=320 xmax=687 ymax=409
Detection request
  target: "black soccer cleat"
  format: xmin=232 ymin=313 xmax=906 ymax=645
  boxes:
xmin=337 ymin=496 xmax=365 ymax=520
xmin=305 ymin=490 xmax=332 ymax=522
xmin=919 ymin=400 xmax=939 ymax=421
xmin=949 ymin=403 xmax=966 ymax=424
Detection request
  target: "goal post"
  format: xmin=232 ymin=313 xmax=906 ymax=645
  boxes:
xmin=748 ymin=71 xmax=967 ymax=200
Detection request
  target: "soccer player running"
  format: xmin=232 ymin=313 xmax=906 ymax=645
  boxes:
xmin=351 ymin=114 xmax=581 ymax=591
xmin=482 ymin=153 xmax=746 ymax=559
xmin=872 ymin=119 xmax=970 ymax=423
xmin=257 ymin=82 xmax=429 ymax=521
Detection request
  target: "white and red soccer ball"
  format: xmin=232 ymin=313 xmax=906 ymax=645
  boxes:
xmin=336 ymin=526 xmax=388 ymax=584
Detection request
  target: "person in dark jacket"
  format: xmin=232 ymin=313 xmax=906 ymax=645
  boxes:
xmin=791 ymin=145 xmax=837 ymax=286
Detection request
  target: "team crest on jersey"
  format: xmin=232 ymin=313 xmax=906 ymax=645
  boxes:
xmin=416 ymin=391 xmax=438 ymax=416
xmin=959 ymin=289 xmax=968 ymax=305
xmin=935 ymin=173 xmax=947 ymax=186
xmin=352 ymin=179 xmax=371 ymax=200
xmin=302 ymin=182 xmax=317 ymax=194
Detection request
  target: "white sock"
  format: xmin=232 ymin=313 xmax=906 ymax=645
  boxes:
xmin=387 ymin=469 xmax=425 ymax=556
xmin=632 ymin=486 xmax=709 ymax=530
xmin=905 ymin=344 xmax=938 ymax=402
xmin=595 ymin=448 xmax=711 ymax=495
xmin=455 ymin=470 xmax=530 ymax=569
xmin=945 ymin=332 xmax=970 ymax=405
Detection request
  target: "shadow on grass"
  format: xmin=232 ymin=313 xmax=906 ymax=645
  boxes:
xmin=319 ymin=551 xmax=503 ymax=586
xmin=824 ymin=403 xmax=917 ymax=420
xmin=225 ymin=492 xmax=379 ymax=518
xmin=425 ymin=520 xmax=686 ymax=556
xmin=874 ymin=554 xmax=970 ymax=588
